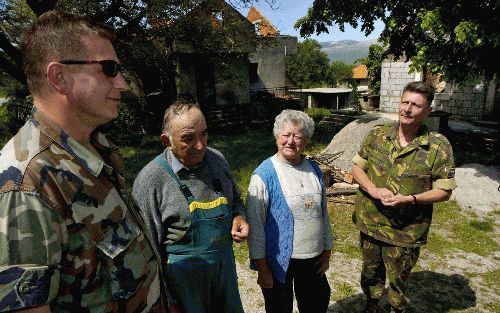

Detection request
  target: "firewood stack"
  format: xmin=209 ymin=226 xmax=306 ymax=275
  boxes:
xmin=308 ymin=152 xmax=359 ymax=196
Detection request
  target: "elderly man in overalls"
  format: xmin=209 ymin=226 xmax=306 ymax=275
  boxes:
xmin=133 ymin=102 xmax=249 ymax=313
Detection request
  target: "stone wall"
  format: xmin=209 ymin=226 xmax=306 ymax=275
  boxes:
xmin=215 ymin=56 xmax=251 ymax=105
xmin=380 ymin=60 xmax=494 ymax=121
xmin=433 ymin=82 xmax=487 ymax=121
xmin=379 ymin=60 xmax=419 ymax=112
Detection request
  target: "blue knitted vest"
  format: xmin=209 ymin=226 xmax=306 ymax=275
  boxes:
xmin=250 ymin=157 xmax=324 ymax=283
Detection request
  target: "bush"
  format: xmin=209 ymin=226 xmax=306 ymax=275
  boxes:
xmin=248 ymin=92 xmax=302 ymax=126
xmin=4 ymin=96 xmax=32 ymax=132
xmin=0 ymin=105 xmax=11 ymax=147
xmin=305 ymin=107 xmax=331 ymax=123
xmin=101 ymin=96 xmax=149 ymax=146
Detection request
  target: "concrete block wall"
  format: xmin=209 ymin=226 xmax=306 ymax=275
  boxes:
xmin=380 ymin=60 xmax=490 ymax=121
xmin=433 ymin=82 xmax=487 ymax=121
xmin=380 ymin=60 xmax=418 ymax=112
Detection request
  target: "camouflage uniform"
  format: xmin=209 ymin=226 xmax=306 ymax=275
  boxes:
xmin=0 ymin=108 xmax=163 ymax=312
xmin=352 ymin=122 xmax=456 ymax=310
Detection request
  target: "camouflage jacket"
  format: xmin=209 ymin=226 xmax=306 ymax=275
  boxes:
xmin=0 ymin=108 xmax=162 ymax=312
xmin=352 ymin=122 xmax=456 ymax=248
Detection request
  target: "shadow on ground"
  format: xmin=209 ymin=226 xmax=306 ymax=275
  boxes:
xmin=328 ymin=271 xmax=476 ymax=312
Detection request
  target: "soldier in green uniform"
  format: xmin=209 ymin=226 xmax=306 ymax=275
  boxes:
xmin=351 ymin=81 xmax=456 ymax=313
xmin=0 ymin=11 xmax=163 ymax=312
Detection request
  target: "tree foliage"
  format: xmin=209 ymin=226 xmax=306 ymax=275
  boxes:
xmin=327 ymin=60 xmax=354 ymax=87
xmin=359 ymin=44 xmax=383 ymax=94
xmin=285 ymin=38 xmax=330 ymax=88
xmin=0 ymin=0 xmax=271 ymax=134
xmin=295 ymin=0 xmax=499 ymax=83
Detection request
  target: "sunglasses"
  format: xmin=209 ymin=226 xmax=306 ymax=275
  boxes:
xmin=59 ymin=60 xmax=122 ymax=77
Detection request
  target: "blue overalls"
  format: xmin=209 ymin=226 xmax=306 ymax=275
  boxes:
xmin=155 ymin=156 xmax=244 ymax=313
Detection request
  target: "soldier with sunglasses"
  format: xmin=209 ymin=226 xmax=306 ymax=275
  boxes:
xmin=0 ymin=11 xmax=163 ymax=313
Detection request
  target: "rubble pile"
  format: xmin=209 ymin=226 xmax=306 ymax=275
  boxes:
xmin=308 ymin=152 xmax=359 ymax=197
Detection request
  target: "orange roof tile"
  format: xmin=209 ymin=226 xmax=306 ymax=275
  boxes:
xmin=352 ymin=65 xmax=368 ymax=79
xmin=246 ymin=6 xmax=279 ymax=36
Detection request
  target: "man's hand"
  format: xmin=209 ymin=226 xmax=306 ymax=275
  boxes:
xmin=231 ymin=215 xmax=249 ymax=243
xmin=381 ymin=194 xmax=413 ymax=207
xmin=368 ymin=187 xmax=395 ymax=202
xmin=315 ymin=249 xmax=331 ymax=276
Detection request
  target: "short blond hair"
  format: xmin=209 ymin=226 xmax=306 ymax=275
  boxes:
xmin=20 ymin=10 xmax=116 ymax=97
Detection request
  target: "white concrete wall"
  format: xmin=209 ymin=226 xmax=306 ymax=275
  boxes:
xmin=380 ymin=60 xmax=492 ymax=121
xmin=248 ymin=36 xmax=298 ymax=90
xmin=380 ymin=60 xmax=418 ymax=112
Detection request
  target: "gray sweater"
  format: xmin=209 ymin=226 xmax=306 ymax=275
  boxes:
xmin=133 ymin=147 xmax=246 ymax=253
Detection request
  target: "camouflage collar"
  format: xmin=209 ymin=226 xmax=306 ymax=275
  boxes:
xmin=31 ymin=107 xmax=110 ymax=177
xmin=386 ymin=122 xmax=430 ymax=147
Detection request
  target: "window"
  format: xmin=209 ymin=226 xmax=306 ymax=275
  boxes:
xmin=249 ymin=63 xmax=259 ymax=83
xmin=252 ymin=19 xmax=262 ymax=35
xmin=211 ymin=10 xmax=223 ymax=24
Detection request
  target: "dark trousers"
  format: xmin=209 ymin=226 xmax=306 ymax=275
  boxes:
xmin=262 ymin=257 xmax=330 ymax=313
xmin=360 ymin=232 xmax=420 ymax=310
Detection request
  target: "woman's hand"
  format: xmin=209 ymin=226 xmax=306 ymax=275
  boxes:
xmin=315 ymin=250 xmax=331 ymax=276
xmin=254 ymin=259 xmax=274 ymax=289
xmin=257 ymin=266 xmax=274 ymax=289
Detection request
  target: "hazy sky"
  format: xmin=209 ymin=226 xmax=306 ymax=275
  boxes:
xmin=237 ymin=1 xmax=384 ymax=42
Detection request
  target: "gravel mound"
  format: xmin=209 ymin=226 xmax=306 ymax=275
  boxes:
xmin=319 ymin=115 xmax=394 ymax=171
xmin=451 ymin=163 xmax=500 ymax=213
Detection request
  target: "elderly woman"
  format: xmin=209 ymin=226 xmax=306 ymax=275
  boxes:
xmin=246 ymin=109 xmax=334 ymax=313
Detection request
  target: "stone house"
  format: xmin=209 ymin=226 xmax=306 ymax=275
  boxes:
xmin=246 ymin=6 xmax=297 ymax=93
xmin=172 ymin=0 xmax=256 ymax=110
xmin=352 ymin=65 xmax=369 ymax=89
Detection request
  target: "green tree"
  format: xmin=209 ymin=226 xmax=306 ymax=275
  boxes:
xmin=295 ymin=0 xmax=499 ymax=83
xmin=286 ymin=38 xmax=330 ymax=88
xmin=359 ymin=44 xmax=383 ymax=94
xmin=327 ymin=60 xmax=354 ymax=87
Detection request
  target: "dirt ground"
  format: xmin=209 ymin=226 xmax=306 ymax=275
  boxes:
xmin=237 ymin=165 xmax=500 ymax=313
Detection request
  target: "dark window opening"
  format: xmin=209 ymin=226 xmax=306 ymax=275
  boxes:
xmin=249 ymin=63 xmax=259 ymax=83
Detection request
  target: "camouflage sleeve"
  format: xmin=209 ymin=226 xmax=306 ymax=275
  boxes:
xmin=352 ymin=127 xmax=376 ymax=170
xmin=0 ymin=191 xmax=65 ymax=311
xmin=431 ymin=136 xmax=457 ymax=191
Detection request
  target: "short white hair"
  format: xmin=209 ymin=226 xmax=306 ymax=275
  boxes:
xmin=273 ymin=109 xmax=315 ymax=141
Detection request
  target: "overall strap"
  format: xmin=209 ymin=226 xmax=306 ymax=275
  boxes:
xmin=154 ymin=155 xmax=194 ymax=204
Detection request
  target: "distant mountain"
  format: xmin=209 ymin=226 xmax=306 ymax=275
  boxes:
xmin=320 ymin=39 xmax=380 ymax=64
